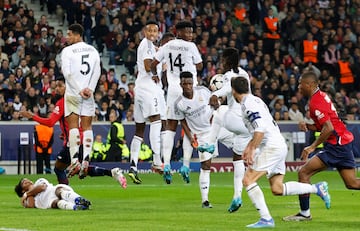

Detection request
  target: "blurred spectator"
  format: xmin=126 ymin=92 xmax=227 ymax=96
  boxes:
xmin=117 ymin=87 xmax=132 ymax=120
xmin=0 ymin=46 xmax=9 ymax=63
xmin=96 ymin=101 xmax=110 ymax=122
xmin=288 ymin=102 xmax=304 ymax=122
xmin=92 ymin=16 xmax=110 ymax=56
xmin=108 ymin=32 xmax=127 ymax=65
xmin=323 ymin=42 xmax=341 ymax=76
xmin=263 ymin=8 xmax=280 ymax=55
xmin=121 ymin=38 xmax=137 ymax=76
xmin=12 ymin=94 xmax=22 ymax=111
xmin=0 ymin=59 xmax=12 ymax=79
xmin=118 ymin=74 xmax=129 ymax=92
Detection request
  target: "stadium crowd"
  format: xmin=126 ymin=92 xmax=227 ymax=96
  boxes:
xmin=0 ymin=0 xmax=359 ymax=123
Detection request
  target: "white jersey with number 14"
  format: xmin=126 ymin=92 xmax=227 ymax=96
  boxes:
xmin=154 ymin=38 xmax=202 ymax=89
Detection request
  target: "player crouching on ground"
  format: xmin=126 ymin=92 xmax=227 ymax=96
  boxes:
xmin=15 ymin=178 xmax=91 ymax=210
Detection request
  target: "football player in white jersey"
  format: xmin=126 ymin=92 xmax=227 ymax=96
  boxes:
xmin=61 ymin=24 xmax=101 ymax=178
xmin=199 ymin=47 xmax=252 ymax=213
xmin=175 ymin=71 xmax=215 ymax=208
xmin=231 ymin=77 xmax=330 ymax=228
xmin=15 ymin=178 xmax=91 ymax=210
xmin=151 ymin=21 xmax=203 ymax=184
xmin=128 ymin=20 xmax=165 ymax=184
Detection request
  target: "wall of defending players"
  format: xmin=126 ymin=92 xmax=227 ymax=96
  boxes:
xmin=0 ymin=121 xmax=359 ymax=169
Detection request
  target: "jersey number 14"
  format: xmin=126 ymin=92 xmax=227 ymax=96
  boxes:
xmin=169 ymin=53 xmax=185 ymax=72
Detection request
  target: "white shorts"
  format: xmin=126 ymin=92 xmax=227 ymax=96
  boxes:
xmin=158 ymin=88 xmax=167 ymax=121
xmin=251 ymin=141 xmax=288 ymax=178
xmin=34 ymin=184 xmax=73 ymax=209
xmin=64 ymin=94 xmax=95 ymax=117
xmin=166 ymin=86 xmax=182 ymax=120
xmin=133 ymin=86 xmax=163 ymax=123
xmin=232 ymin=134 xmax=252 ymax=155
xmin=196 ymin=131 xmax=217 ymax=162
xmin=217 ymin=127 xmax=234 ymax=149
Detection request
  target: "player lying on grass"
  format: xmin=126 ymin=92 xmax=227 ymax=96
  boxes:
xmin=15 ymin=177 xmax=91 ymax=210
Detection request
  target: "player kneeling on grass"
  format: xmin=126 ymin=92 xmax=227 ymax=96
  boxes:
xmin=15 ymin=178 xmax=91 ymax=210
xmin=175 ymin=71 xmax=215 ymax=208
xmin=231 ymin=77 xmax=331 ymax=228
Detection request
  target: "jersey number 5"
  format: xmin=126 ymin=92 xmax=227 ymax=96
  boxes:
xmin=80 ymin=54 xmax=90 ymax=75
xmin=169 ymin=53 xmax=184 ymax=72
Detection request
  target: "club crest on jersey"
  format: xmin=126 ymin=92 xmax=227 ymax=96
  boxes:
xmin=315 ymin=109 xmax=324 ymax=120
xmin=198 ymin=96 xmax=204 ymax=102
xmin=186 ymin=106 xmax=191 ymax=111
xmin=246 ymin=110 xmax=261 ymax=123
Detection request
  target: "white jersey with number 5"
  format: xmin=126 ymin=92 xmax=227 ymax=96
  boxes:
xmin=154 ymin=38 xmax=202 ymax=90
xmin=61 ymin=41 xmax=101 ymax=116
xmin=61 ymin=41 xmax=101 ymax=96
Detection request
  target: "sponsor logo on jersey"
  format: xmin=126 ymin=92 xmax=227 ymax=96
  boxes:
xmin=315 ymin=109 xmax=324 ymax=120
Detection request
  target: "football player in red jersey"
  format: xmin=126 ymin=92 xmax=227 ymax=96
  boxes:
xmin=283 ymin=71 xmax=360 ymax=221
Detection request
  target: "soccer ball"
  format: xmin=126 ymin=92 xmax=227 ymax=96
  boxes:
xmin=209 ymin=74 xmax=224 ymax=91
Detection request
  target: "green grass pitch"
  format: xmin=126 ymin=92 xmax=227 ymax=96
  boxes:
xmin=1 ymin=171 xmax=360 ymax=231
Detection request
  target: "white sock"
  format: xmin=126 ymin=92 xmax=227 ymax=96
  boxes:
xmin=182 ymin=135 xmax=193 ymax=168
xmin=233 ymin=160 xmax=245 ymax=199
xmin=246 ymin=183 xmax=272 ymax=220
xmin=150 ymin=120 xmax=162 ymax=166
xmin=130 ymin=136 xmax=143 ymax=171
xmin=162 ymin=130 xmax=175 ymax=166
xmin=69 ymin=128 xmax=80 ymax=162
xmin=300 ymin=209 xmax=311 ymax=217
xmin=59 ymin=188 xmax=81 ymax=202
xmin=82 ymin=130 xmax=93 ymax=161
xmin=199 ymin=169 xmax=210 ymax=202
xmin=57 ymin=200 xmax=76 ymax=210
xmin=160 ymin=131 xmax=166 ymax=161
xmin=282 ymin=181 xmax=317 ymax=195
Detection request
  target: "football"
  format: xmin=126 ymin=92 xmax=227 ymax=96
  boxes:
xmin=209 ymin=74 xmax=224 ymax=91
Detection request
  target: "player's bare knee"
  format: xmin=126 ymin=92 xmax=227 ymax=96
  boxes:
xmin=242 ymin=177 xmax=252 ymax=187
xmin=201 ymin=161 xmax=211 ymax=170
xmin=298 ymin=169 xmax=311 ymax=183
xmin=271 ymin=185 xmax=283 ymax=196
